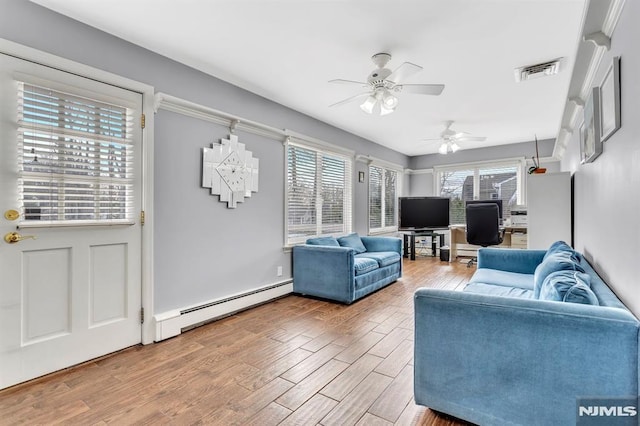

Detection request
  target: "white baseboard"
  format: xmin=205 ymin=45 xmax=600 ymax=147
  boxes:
xmin=153 ymin=280 xmax=293 ymax=341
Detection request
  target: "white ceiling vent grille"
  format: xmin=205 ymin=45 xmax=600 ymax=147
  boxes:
xmin=514 ymin=58 xmax=562 ymax=82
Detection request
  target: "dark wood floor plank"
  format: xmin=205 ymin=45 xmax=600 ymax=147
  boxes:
xmin=276 ymin=358 xmax=349 ymax=410
xmin=238 ymin=347 xmax=313 ymax=391
xmin=334 ymin=330 xmax=385 ymax=363
xmin=369 ymin=364 xmax=415 ymax=422
xmin=372 ymin=311 xmax=412 ymax=334
xmin=374 ymin=338 xmax=414 ymax=378
xmin=300 ymin=330 xmax=343 ymax=352
xmin=279 ymin=394 xmax=338 ymax=426
xmin=245 ymin=402 xmax=293 ymax=426
xmin=357 ymin=412 xmax=394 ymax=425
xmin=280 ymin=343 xmax=344 ymax=384
xmin=320 ymin=353 xmax=384 ymax=401
xmin=368 ymin=327 xmax=413 ymax=358
xmin=226 ymin=377 xmax=294 ymax=422
xmin=320 ymin=371 xmax=393 ymax=426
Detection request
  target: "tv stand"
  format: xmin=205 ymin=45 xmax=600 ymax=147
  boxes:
xmin=402 ymin=229 xmax=447 ymax=261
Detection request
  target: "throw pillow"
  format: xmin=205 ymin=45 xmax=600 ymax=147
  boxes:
xmin=539 ymin=270 xmax=599 ymax=305
xmin=306 ymin=236 xmax=340 ymax=247
xmin=544 ymin=240 xmax=582 ymax=262
xmin=337 ymin=233 xmax=367 ymax=254
xmin=533 ymin=251 xmax=585 ymax=298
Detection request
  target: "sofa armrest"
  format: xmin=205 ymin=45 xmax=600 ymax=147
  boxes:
xmin=292 ymin=245 xmax=356 ymax=303
xmin=361 ymin=236 xmax=402 ymax=254
xmin=477 ymin=247 xmax=546 ymax=274
xmin=413 ymin=288 xmax=639 ymax=425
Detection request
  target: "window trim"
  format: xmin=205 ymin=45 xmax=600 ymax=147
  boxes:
xmin=434 ymin=157 xmax=526 ymax=205
xmin=434 ymin=157 xmax=526 ymax=224
xmin=368 ymin=163 xmax=401 ymax=235
xmin=284 ymin=138 xmax=354 ymax=246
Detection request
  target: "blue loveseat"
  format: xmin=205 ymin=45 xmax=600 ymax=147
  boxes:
xmin=414 ymin=242 xmax=640 ymax=425
xmin=292 ymin=233 xmax=402 ymax=304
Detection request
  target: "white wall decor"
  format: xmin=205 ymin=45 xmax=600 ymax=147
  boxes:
xmin=599 ymin=56 xmax=621 ymax=142
xmin=202 ymin=134 xmax=259 ymax=208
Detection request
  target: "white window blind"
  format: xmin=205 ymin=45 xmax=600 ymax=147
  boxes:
xmin=286 ymin=142 xmax=352 ymax=244
xmin=369 ymin=165 xmax=398 ymax=233
xmin=436 ymin=161 xmax=522 ymax=224
xmin=17 ymin=82 xmax=135 ymax=225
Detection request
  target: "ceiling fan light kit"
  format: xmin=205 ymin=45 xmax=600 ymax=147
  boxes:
xmin=439 ymin=141 xmax=460 ymax=155
xmin=330 ymin=52 xmax=444 ymax=116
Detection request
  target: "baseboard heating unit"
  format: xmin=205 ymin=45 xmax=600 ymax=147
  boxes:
xmin=153 ymin=280 xmax=293 ymax=341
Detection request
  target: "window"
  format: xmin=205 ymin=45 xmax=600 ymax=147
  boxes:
xmin=286 ymin=141 xmax=353 ymax=244
xmin=369 ymin=165 xmax=398 ymax=233
xmin=435 ymin=160 xmax=524 ymax=224
xmin=18 ymin=82 xmax=135 ymax=225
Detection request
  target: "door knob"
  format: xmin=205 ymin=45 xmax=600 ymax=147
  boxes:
xmin=4 ymin=232 xmax=37 ymax=244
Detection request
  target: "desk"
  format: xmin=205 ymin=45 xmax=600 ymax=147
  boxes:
xmin=402 ymin=230 xmax=447 ymax=260
xmin=449 ymin=225 xmax=528 ymax=260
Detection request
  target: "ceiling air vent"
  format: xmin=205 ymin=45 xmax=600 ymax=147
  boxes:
xmin=514 ymin=58 xmax=562 ymax=82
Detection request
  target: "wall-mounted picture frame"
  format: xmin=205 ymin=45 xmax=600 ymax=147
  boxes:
xmin=580 ymin=87 xmax=602 ymax=164
xmin=599 ymin=56 xmax=621 ymax=142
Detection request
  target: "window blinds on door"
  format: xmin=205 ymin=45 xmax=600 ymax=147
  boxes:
xmin=17 ymin=82 xmax=135 ymax=224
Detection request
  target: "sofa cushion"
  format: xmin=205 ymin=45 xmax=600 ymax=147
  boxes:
xmin=464 ymin=282 xmax=533 ymax=299
xmin=354 ymin=257 xmax=379 ymax=276
xmin=306 ymin=236 xmax=340 ymax=247
xmin=337 ymin=233 xmax=367 ymax=254
xmin=544 ymin=240 xmax=581 ymax=262
xmin=356 ymin=251 xmax=401 ymax=268
xmin=539 ymin=270 xmax=599 ymax=305
xmin=533 ymin=252 xmax=585 ymax=298
xmin=470 ymin=268 xmax=534 ymax=290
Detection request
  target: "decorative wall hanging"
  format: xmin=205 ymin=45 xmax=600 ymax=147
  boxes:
xmin=202 ymin=133 xmax=259 ymax=208
xmin=599 ymin=56 xmax=621 ymax=142
xmin=580 ymin=87 xmax=602 ymax=164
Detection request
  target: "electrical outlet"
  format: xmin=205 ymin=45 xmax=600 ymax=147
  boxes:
xmin=277 ymin=266 xmax=283 ymax=277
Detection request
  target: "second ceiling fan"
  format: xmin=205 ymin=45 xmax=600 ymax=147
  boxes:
xmin=329 ymin=52 xmax=445 ymax=115
xmin=422 ymin=121 xmax=487 ymax=154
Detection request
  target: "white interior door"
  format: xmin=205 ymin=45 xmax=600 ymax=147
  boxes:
xmin=0 ymin=54 xmax=143 ymax=389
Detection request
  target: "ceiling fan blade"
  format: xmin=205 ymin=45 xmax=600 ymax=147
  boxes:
xmin=387 ymin=62 xmax=422 ymax=84
xmin=456 ymin=136 xmax=487 ymax=142
xmin=328 ymin=79 xmax=368 ymax=87
xmin=329 ymin=92 xmax=371 ymax=108
xmin=420 ymin=138 xmax=442 ymax=142
xmin=398 ymin=84 xmax=445 ymax=96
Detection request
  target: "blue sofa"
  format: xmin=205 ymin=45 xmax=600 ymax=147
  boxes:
xmin=292 ymin=233 xmax=402 ymax=304
xmin=414 ymin=242 xmax=639 ymax=425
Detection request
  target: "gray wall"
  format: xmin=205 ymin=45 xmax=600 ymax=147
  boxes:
xmin=561 ymin=0 xmax=640 ymax=318
xmin=0 ymin=0 xmax=410 ymax=313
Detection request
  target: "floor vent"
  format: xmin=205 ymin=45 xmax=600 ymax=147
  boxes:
xmin=514 ymin=58 xmax=562 ymax=82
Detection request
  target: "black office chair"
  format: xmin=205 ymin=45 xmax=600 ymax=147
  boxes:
xmin=465 ymin=203 xmax=504 ymax=267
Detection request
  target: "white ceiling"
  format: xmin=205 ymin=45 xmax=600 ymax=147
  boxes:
xmin=32 ymin=0 xmax=587 ymax=156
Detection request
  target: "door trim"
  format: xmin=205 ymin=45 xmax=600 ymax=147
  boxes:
xmin=0 ymin=37 xmax=155 ymax=345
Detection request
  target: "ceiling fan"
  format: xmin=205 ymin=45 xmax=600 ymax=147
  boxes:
xmin=329 ymin=52 xmax=445 ymax=116
xmin=422 ymin=121 xmax=487 ymax=154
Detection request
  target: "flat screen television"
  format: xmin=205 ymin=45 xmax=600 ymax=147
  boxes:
xmin=398 ymin=197 xmax=450 ymax=230
xmin=465 ymin=199 xmax=503 ymax=219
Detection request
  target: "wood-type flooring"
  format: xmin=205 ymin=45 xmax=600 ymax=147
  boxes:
xmin=0 ymin=256 xmax=476 ymax=425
